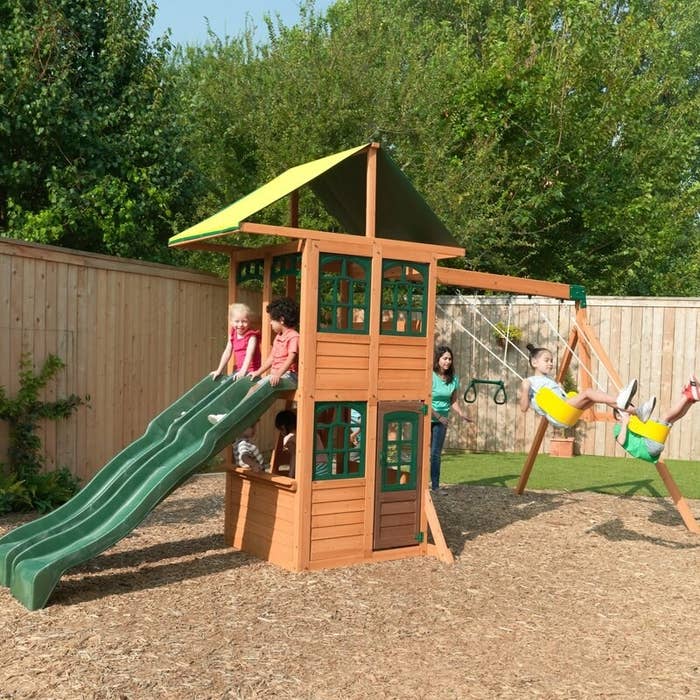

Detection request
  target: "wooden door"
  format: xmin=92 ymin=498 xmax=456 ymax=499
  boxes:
xmin=373 ymin=401 xmax=423 ymax=550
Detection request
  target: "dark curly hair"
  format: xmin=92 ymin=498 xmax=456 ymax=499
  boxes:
xmin=267 ymin=297 xmax=299 ymax=329
xmin=275 ymin=409 xmax=297 ymax=432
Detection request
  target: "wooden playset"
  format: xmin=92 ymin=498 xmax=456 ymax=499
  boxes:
xmin=168 ymin=142 xmax=698 ymax=576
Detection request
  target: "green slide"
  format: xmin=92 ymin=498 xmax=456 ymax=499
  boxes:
xmin=0 ymin=374 xmax=230 ymax=587
xmin=0 ymin=375 xmax=294 ymax=610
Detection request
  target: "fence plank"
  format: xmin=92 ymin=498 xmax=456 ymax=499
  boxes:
xmin=0 ymin=238 xmax=227 ymax=479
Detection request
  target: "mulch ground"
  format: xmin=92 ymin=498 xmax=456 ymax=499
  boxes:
xmin=1 ymin=474 xmax=699 ymax=699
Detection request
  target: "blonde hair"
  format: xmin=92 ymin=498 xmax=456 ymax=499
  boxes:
xmin=228 ymin=303 xmax=252 ymax=321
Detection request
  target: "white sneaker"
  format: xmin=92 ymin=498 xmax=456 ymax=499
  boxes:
xmin=616 ymin=379 xmax=638 ymax=409
xmin=207 ymin=414 xmax=225 ymax=425
xmin=635 ymin=397 xmax=656 ymax=423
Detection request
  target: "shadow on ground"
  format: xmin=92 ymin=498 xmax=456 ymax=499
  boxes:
xmin=51 ymin=534 xmax=252 ymax=607
xmin=586 ymin=517 xmax=700 ymax=549
xmin=431 ymin=477 xmax=570 ymax=557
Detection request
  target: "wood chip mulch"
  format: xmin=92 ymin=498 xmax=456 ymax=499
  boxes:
xmin=1 ymin=474 xmax=699 ymax=699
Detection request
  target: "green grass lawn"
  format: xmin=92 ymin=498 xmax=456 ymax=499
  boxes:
xmin=440 ymin=451 xmax=700 ymax=500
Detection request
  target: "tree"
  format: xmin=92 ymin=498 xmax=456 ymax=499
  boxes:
xmin=69 ymin=0 xmax=697 ymax=294
xmin=0 ymin=0 xmax=200 ymax=261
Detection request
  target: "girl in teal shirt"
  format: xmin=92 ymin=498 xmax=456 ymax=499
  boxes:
xmin=431 ymin=345 xmax=472 ymax=493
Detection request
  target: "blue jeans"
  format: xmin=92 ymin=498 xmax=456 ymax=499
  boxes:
xmin=430 ymin=421 xmax=448 ymax=490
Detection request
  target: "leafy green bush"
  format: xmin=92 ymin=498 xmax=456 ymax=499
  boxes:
xmin=0 ymin=470 xmax=32 ymax=515
xmin=0 ymin=354 xmax=86 ymax=513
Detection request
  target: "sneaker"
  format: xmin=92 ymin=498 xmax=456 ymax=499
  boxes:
xmin=616 ymin=379 xmax=638 ymax=409
xmin=207 ymin=414 xmax=225 ymax=425
xmin=635 ymin=396 xmax=656 ymax=423
xmin=682 ymin=376 xmax=700 ymax=402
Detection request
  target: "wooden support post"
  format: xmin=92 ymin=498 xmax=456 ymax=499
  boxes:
xmin=655 ymin=461 xmax=700 ymax=534
xmin=575 ymin=309 xmax=623 ymax=389
xmin=555 ymin=325 xmax=577 ymax=385
xmin=289 ymin=189 xmax=299 ymax=228
xmin=516 ymin=416 xmax=549 ymax=494
xmin=365 ymin=144 xmax=378 ymax=238
xmin=424 ymin=489 xmax=454 ymax=564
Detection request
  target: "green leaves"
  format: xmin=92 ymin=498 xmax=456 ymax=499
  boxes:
xmin=0 ymin=353 xmax=87 ymax=482
xmin=1 ymin=0 xmax=196 ymax=260
xmin=2 ymin=0 xmax=698 ymax=292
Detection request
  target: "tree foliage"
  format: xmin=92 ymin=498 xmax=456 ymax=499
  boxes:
xmin=171 ymin=0 xmax=699 ymax=294
xmin=0 ymin=0 xmax=200 ymax=261
xmin=2 ymin=0 xmax=698 ymax=294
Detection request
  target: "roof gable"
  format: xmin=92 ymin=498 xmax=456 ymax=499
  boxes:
xmin=169 ymin=143 xmax=459 ymax=249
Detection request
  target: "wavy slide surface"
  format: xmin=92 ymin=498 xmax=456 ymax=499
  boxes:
xmin=0 ymin=375 xmax=293 ymax=610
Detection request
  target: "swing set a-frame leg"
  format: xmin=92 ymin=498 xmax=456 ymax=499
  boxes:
xmin=655 ymin=461 xmax=700 ymax=534
xmin=516 ymin=416 xmax=549 ymax=494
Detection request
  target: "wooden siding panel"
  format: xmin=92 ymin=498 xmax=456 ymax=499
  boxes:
xmin=310 ymin=535 xmax=364 ymax=559
xmin=309 ymin=481 xmax=367 ymax=562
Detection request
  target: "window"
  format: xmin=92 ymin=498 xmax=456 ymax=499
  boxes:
xmin=271 ymin=253 xmax=301 ymax=281
xmin=236 ymin=258 xmax=264 ymax=286
xmin=318 ymin=255 xmax=371 ymax=333
xmin=380 ymin=260 xmax=427 ymax=336
xmin=313 ymin=402 xmax=366 ymax=480
xmin=381 ymin=412 xmax=419 ymax=491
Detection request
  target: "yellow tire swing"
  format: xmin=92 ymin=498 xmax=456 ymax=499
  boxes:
xmin=536 ymin=387 xmax=670 ymax=462
xmin=534 ymin=386 xmax=582 ymax=427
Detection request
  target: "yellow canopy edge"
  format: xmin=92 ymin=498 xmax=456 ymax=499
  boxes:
xmin=169 ymin=143 xmax=369 ymax=246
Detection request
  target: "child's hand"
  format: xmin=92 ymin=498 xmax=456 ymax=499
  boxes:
xmin=210 ymin=370 xmax=222 ymax=379
xmin=269 ymin=372 xmax=281 ymax=386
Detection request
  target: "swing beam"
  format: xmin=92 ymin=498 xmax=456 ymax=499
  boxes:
xmin=435 ymin=268 xmax=700 ymax=535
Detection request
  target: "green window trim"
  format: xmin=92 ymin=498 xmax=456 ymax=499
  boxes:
xmin=272 ymin=253 xmax=302 ymax=281
xmin=237 ymin=258 xmax=264 ymax=285
xmin=380 ymin=260 xmax=428 ymax=337
xmin=381 ymin=411 xmax=419 ymax=491
xmin=318 ymin=254 xmax=371 ymax=334
xmin=313 ymin=402 xmax=366 ymax=480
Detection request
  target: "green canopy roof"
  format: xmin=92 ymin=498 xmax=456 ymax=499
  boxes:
xmin=169 ymin=143 xmax=460 ymax=249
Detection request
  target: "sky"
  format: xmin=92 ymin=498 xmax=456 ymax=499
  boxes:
xmin=150 ymin=0 xmax=333 ymax=46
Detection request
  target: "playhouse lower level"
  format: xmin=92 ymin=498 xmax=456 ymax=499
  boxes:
xmin=223 ymin=396 xmax=437 ymax=571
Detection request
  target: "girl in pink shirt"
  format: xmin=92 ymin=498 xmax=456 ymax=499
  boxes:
xmin=210 ymin=303 xmax=261 ymax=380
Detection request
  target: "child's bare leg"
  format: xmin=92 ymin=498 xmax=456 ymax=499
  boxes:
xmin=662 ymin=395 xmax=693 ymax=424
xmin=567 ymin=388 xmax=617 ymax=410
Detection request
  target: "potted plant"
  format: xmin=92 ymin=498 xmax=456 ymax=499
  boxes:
xmin=492 ymin=322 xmax=522 ymax=348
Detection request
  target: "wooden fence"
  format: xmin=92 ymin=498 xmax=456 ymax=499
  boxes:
xmin=436 ymin=294 xmax=700 ymax=461
xmin=2 ymin=237 xmax=698 ymax=480
xmin=0 ymin=238 xmax=228 ymax=481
